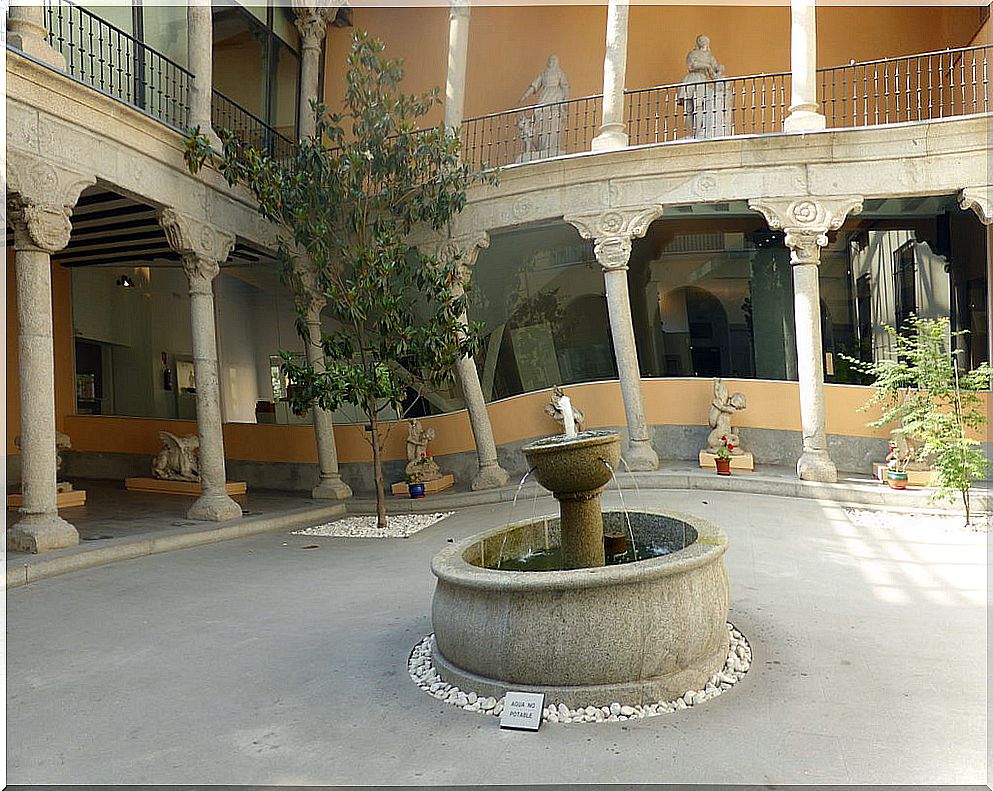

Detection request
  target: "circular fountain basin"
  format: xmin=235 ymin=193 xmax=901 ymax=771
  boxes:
xmin=521 ymin=429 xmax=620 ymax=496
xmin=430 ymin=509 xmax=729 ymax=707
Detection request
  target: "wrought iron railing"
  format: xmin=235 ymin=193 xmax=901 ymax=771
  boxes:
xmin=42 ymin=0 xmax=191 ymax=131
xmin=212 ymin=90 xmax=296 ymax=160
xmin=459 ymin=95 xmax=602 ymax=172
xmin=818 ymin=45 xmax=989 ymax=128
xmin=626 ymin=71 xmax=790 ymax=145
xmin=461 ymin=44 xmax=991 ymax=170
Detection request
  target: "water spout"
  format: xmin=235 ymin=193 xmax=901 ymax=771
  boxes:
xmin=602 ymin=459 xmax=638 ymax=562
xmin=560 ymin=395 xmax=578 ymax=438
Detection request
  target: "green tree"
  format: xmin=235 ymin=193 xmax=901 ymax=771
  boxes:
xmin=186 ymin=32 xmax=487 ymax=528
xmin=845 ymin=316 xmax=991 ymax=525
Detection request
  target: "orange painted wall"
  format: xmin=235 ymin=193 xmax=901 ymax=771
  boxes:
xmin=61 ymin=378 xmax=989 ymax=467
xmin=323 ymin=5 xmax=982 ymax=122
xmin=6 ymin=254 xmax=74 ymax=455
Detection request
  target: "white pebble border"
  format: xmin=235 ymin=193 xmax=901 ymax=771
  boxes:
xmin=407 ymin=622 xmax=750 ymax=724
xmin=845 ymin=506 xmax=986 ymax=532
xmin=292 ymin=512 xmax=454 ymax=539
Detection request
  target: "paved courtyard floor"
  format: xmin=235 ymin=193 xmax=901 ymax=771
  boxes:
xmin=5 ymin=489 xmax=987 ymax=785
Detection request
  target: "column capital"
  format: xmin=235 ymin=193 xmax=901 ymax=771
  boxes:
xmin=8 ymin=198 xmax=73 ymax=254
xmin=564 ymin=206 xmax=663 ymax=271
xmin=419 ymin=229 xmax=490 ymax=283
xmin=291 ymin=257 xmax=328 ymax=317
xmin=449 ymin=0 xmax=471 ymax=20
xmin=158 ymin=208 xmax=235 ymax=290
xmin=960 ymin=187 xmax=992 ymax=225
xmin=749 ymin=196 xmax=862 ymax=265
xmin=292 ymin=0 xmax=340 ymax=48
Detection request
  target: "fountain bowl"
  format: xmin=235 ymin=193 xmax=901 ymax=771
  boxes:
xmin=521 ymin=429 xmax=620 ymax=497
xmin=430 ymin=509 xmax=729 ymax=707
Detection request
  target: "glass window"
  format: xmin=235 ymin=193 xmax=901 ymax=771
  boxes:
xmin=632 ymin=212 xmax=798 ymax=381
xmin=212 ymin=5 xmax=267 ymax=120
xmin=140 ymin=4 xmax=188 ymax=68
xmin=471 ymin=224 xmax=615 ymax=402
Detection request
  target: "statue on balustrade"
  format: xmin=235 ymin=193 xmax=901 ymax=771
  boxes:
xmin=677 ymin=35 xmax=733 ymax=139
xmin=517 ymin=54 xmax=570 ymax=162
xmin=152 ymin=431 xmax=200 ymax=482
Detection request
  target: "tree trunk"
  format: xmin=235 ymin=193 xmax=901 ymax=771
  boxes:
xmin=962 ymin=487 xmax=971 ymax=527
xmin=368 ymin=404 xmax=388 ymax=530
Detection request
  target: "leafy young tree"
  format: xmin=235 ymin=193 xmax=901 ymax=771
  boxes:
xmin=845 ymin=316 xmax=992 ymax=525
xmin=186 ymin=32 xmax=487 ymax=528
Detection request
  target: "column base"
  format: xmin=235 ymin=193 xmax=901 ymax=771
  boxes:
xmin=471 ymin=463 xmax=511 ymax=491
xmin=784 ymin=110 xmax=826 ymax=133
xmin=9 ymin=34 xmax=66 ymax=71
xmin=796 ymin=450 xmax=838 ymax=483
xmin=312 ymin=475 xmax=352 ymax=500
xmin=622 ymin=440 xmax=659 ymax=472
xmin=7 ymin=513 xmax=79 ymax=553
xmin=188 ymin=492 xmax=243 ymax=521
xmin=591 ymin=127 xmax=629 ymax=152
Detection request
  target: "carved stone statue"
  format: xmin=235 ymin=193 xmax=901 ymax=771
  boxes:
xmin=706 ymin=379 xmax=747 ymax=454
xmin=405 ymin=419 xmax=442 ymax=482
xmin=15 ymin=431 xmax=74 ymax=492
xmin=152 ymin=431 xmax=200 ymax=482
xmin=676 ymin=35 xmax=732 ymax=139
xmin=544 ymin=385 xmax=585 ymax=434
xmin=891 ymin=425 xmax=931 ymax=471
xmin=517 ymin=54 xmax=570 ymax=162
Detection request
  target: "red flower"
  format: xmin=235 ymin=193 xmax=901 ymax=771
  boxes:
xmin=721 ymin=435 xmax=727 ymax=441
xmin=727 ymin=444 xmax=734 ymax=451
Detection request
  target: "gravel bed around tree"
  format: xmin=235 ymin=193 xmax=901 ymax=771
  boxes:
xmin=844 ymin=507 xmax=986 ymax=532
xmin=407 ymin=622 xmax=750 ymax=724
xmin=292 ymin=512 xmax=454 ymax=538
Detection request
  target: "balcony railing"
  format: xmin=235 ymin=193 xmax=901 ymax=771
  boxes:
xmin=819 ymin=45 xmax=989 ymax=128
xmin=43 ymin=0 xmax=191 ymax=131
xmin=211 ymin=91 xmax=296 ymax=161
xmin=460 ymin=44 xmax=990 ymax=171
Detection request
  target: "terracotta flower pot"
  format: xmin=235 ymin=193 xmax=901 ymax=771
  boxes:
xmin=886 ymin=470 xmax=908 ymax=490
xmin=715 ymin=457 xmax=732 ymax=476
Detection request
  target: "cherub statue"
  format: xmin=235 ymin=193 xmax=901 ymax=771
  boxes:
xmin=706 ymin=379 xmax=747 ymax=455
xmin=405 ymin=419 xmax=442 ymax=482
xmin=152 ymin=431 xmax=200 ymax=481
xmin=544 ymin=385 xmax=585 ymax=434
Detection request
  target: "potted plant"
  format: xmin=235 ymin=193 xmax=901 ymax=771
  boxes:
xmin=884 ymin=441 xmax=909 ymax=490
xmin=715 ymin=435 xmax=734 ymax=476
xmin=405 ymin=470 xmax=426 ymax=499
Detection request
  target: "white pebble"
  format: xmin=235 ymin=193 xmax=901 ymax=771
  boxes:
xmin=620 ymin=705 xmax=636 ymax=716
xmin=609 ymin=702 xmax=621 ymax=715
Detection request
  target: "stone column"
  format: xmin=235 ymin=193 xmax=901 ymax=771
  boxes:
xmin=7 ymin=184 xmax=91 ymax=553
xmin=159 ymin=208 xmax=242 ymax=521
xmin=292 ymin=1 xmax=336 ymax=140
xmin=591 ymin=0 xmax=630 ymax=152
xmin=565 ymin=207 xmax=664 ymax=470
xmin=784 ymin=0 xmax=826 ymax=133
xmin=750 ymin=197 xmax=863 ymax=482
xmin=293 ymin=271 xmax=352 ymax=499
xmin=188 ymin=0 xmax=221 ymax=149
xmin=444 ymin=1 xmax=471 ymax=131
xmin=424 ymin=231 xmax=510 ymax=490
xmin=7 ymin=3 xmax=64 ymax=69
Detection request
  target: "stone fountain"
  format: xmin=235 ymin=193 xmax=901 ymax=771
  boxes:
xmin=430 ymin=428 xmax=730 ymax=707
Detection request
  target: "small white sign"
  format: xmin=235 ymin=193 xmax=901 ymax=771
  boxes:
xmin=499 ymin=691 xmax=545 ymax=731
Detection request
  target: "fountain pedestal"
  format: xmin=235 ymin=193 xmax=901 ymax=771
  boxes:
xmin=521 ymin=429 xmax=621 ymax=570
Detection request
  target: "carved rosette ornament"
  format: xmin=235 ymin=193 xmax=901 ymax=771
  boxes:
xmin=8 ymin=198 xmax=73 ymax=253
xmin=564 ymin=206 xmax=664 ymax=272
xmin=158 ymin=208 xmax=235 ymax=294
xmin=959 ymin=187 xmax=992 ymax=226
xmin=748 ymin=196 xmax=863 ymax=265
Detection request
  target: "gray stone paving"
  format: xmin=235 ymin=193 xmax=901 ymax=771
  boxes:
xmin=5 ymin=489 xmax=987 ymax=785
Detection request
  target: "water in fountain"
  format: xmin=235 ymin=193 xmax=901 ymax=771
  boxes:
xmin=603 ymin=459 xmax=638 ymax=562
xmin=618 ymin=456 xmax=646 ymax=511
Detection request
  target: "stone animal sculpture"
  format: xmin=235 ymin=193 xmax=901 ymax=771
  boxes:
xmin=152 ymin=431 xmax=200 ymax=481
xmin=706 ymin=379 xmax=746 ymax=454
xmin=544 ymin=385 xmax=585 ymax=434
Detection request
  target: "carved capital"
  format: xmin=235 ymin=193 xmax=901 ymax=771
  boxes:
xmin=158 ymin=208 xmax=235 ymax=291
xmin=564 ymin=205 xmax=663 ymax=272
xmin=419 ymin=229 xmax=490 ymax=285
xmin=8 ymin=197 xmax=73 ymax=253
xmin=291 ymin=257 xmax=328 ymax=318
xmin=749 ymin=196 xmax=862 ymax=266
xmin=960 ymin=187 xmax=992 ymax=225
xmin=449 ymin=0 xmax=471 ymax=20
xmin=292 ymin=0 xmax=340 ymax=47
